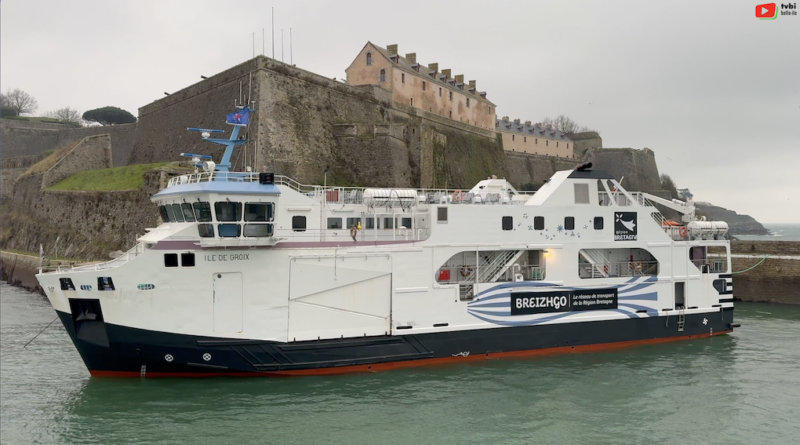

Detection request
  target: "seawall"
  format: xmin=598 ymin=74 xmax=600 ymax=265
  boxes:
xmin=731 ymin=241 xmax=800 ymax=305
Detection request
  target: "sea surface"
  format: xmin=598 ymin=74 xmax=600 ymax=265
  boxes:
xmin=2 ymin=282 xmax=800 ymax=445
xmin=736 ymin=223 xmax=800 ymax=242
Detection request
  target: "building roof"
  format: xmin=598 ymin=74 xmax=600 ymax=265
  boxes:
xmin=365 ymin=42 xmax=496 ymax=107
xmin=495 ymin=117 xmax=572 ymax=142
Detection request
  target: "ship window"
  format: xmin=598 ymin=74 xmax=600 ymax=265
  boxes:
xmin=292 ymin=215 xmax=307 ymax=232
xmin=218 ymin=224 xmax=241 ymax=237
xmin=502 ymin=216 xmax=513 ymax=231
xmin=59 ymin=278 xmax=76 ymax=291
xmin=80 ymin=285 xmax=92 ymax=291
xmin=365 ymin=217 xmax=375 ymax=229
xmin=215 ymin=202 xmax=242 ymax=222
xmin=565 ymin=217 xmax=575 ymax=231
xmin=244 ymin=224 xmax=273 ymax=237
xmin=383 ymin=218 xmax=394 ymax=229
xmin=181 ymin=203 xmax=196 ymax=222
xmin=193 ymin=202 xmax=212 ymax=222
xmin=244 ymin=203 xmax=273 ymax=222
xmin=159 ymin=205 xmax=170 ymax=222
xmin=534 ymin=216 xmax=544 ymax=230
xmin=346 ymin=217 xmax=361 ymax=228
xmin=164 ymin=253 xmax=179 ymax=267
xmin=400 ymin=217 xmax=412 ymax=229
xmin=97 ymin=277 xmax=115 ymax=291
xmin=137 ymin=284 xmax=155 ymax=290
xmin=165 ymin=204 xmax=177 ymax=222
xmin=171 ymin=204 xmax=184 ymax=222
xmin=197 ymin=224 xmax=215 ymax=238
xmin=437 ymin=207 xmax=448 ymax=223
xmin=574 ymin=183 xmax=590 ymax=204
xmin=594 ymin=217 xmax=604 ymax=230
xmin=181 ymin=253 xmax=195 ymax=267
xmin=327 ymin=218 xmax=342 ymax=229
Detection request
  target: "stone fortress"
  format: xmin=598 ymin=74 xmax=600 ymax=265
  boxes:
xmin=1 ymin=41 xmax=664 ymax=260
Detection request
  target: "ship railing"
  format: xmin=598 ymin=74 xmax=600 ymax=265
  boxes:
xmin=436 ymin=265 xmax=545 ymax=285
xmin=597 ymin=192 xmax=648 ymax=207
xmin=579 ymin=260 xmax=659 ymax=279
xmin=42 ymin=245 xmax=146 ymax=273
xmin=691 ymin=258 xmax=728 ymax=274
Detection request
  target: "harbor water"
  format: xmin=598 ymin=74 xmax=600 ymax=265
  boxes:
xmin=2 ymin=282 xmax=800 ymax=444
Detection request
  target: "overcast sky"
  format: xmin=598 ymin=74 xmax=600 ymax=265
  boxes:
xmin=2 ymin=0 xmax=798 ymax=223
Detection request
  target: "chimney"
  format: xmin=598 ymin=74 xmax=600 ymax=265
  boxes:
xmin=524 ymin=120 xmax=531 ymax=126
xmin=442 ymin=69 xmax=451 ymax=79
xmin=469 ymin=80 xmax=476 ymax=89
xmin=429 ymin=62 xmax=438 ymax=73
xmin=405 ymin=53 xmax=416 ymax=64
xmin=455 ymin=74 xmax=464 ymax=84
xmin=514 ymin=118 xmax=521 ymax=124
xmin=502 ymin=116 xmax=509 ymax=121
xmin=387 ymin=44 xmax=398 ymax=55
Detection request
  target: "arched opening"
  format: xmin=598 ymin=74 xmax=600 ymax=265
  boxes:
xmin=366 ymin=52 xmax=373 ymax=65
xmin=379 ymin=69 xmax=386 ymax=82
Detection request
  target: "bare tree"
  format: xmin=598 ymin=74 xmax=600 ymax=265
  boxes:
xmin=540 ymin=114 xmax=595 ymax=134
xmin=45 ymin=107 xmax=83 ymax=124
xmin=2 ymin=88 xmax=38 ymax=116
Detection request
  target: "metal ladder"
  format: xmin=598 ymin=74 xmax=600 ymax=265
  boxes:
xmin=677 ymin=308 xmax=686 ymax=332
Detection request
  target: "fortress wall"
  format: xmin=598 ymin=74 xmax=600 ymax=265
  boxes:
xmin=504 ymin=151 xmax=578 ymax=189
xmin=42 ymin=134 xmax=113 ymax=188
xmin=583 ymin=147 xmax=662 ymax=193
xmin=567 ymin=131 xmax=602 ymax=158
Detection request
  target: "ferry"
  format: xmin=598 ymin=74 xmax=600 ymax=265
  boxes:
xmin=36 ymin=110 xmax=737 ymax=377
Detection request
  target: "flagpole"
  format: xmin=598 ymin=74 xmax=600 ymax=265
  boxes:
xmin=271 ymin=7 xmax=274 ymax=59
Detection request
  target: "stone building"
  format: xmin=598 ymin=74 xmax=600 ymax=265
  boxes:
xmin=496 ymin=117 xmax=573 ymax=158
xmin=345 ymin=42 xmax=496 ymax=131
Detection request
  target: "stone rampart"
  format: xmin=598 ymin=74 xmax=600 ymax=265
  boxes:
xmin=567 ymin=131 xmax=602 ymax=158
xmin=504 ymin=151 xmax=579 ymax=189
xmin=42 ymin=134 xmax=113 ymax=188
xmin=730 ymin=241 xmax=800 ymax=305
xmin=582 ymin=147 xmax=662 ymax=193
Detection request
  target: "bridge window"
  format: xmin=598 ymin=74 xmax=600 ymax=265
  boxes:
xmin=97 ymin=277 xmax=115 ymax=291
xmin=164 ymin=253 xmax=178 ymax=267
xmin=327 ymin=218 xmax=343 ymax=229
xmin=244 ymin=203 xmax=273 ymax=222
xmin=171 ymin=204 xmax=185 ymax=222
xmin=59 ymin=278 xmax=75 ymax=291
xmin=383 ymin=218 xmax=394 ymax=229
xmin=218 ymin=224 xmax=241 ymax=237
xmin=502 ymin=216 xmax=513 ymax=231
xmin=197 ymin=224 xmax=214 ymax=238
xmin=244 ymin=224 xmax=274 ymax=237
xmin=159 ymin=205 xmax=169 ymax=222
xmin=215 ymin=202 xmax=242 ymax=222
xmin=165 ymin=204 xmax=177 ymax=222
xmin=181 ymin=253 xmax=195 ymax=267
xmin=292 ymin=215 xmax=306 ymax=232
xmin=534 ymin=216 xmax=544 ymax=230
xmin=400 ymin=217 xmax=412 ymax=229
xmin=365 ymin=217 xmax=375 ymax=229
xmin=346 ymin=218 xmax=361 ymax=228
xmin=565 ymin=217 xmax=575 ymax=231
xmin=181 ymin=203 xmax=195 ymax=222
xmin=193 ymin=202 xmax=212 ymax=222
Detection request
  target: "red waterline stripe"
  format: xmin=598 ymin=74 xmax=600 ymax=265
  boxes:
xmin=89 ymin=330 xmax=732 ymax=378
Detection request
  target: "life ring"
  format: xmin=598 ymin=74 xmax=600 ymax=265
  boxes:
xmin=453 ymin=190 xmax=463 ymax=202
xmin=603 ymin=264 xmax=609 ymax=274
xmin=460 ymin=267 xmax=471 ymax=277
xmin=679 ymin=226 xmax=688 ymax=237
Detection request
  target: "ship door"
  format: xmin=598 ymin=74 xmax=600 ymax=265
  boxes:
xmin=674 ymin=281 xmax=686 ymax=310
xmin=213 ymin=272 xmax=243 ymax=333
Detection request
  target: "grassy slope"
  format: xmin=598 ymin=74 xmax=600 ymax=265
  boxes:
xmin=46 ymin=163 xmax=168 ymax=191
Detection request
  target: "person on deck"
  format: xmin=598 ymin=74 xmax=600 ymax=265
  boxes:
xmin=350 ymin=225 xmax=358 ymax=242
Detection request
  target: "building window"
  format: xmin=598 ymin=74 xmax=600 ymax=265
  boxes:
xmin=449 ymin=111 xmax=452 ymax=118
xmin=502 ymin=216 xmax=513 ymax=231
xmin=512 ymin=135 xmax=515 ymax=141
xmin=565 ymin=217 xmax=575 ymax=231
xmin=594 ymin=217 xmax=604 ymax=230
xmin=439 ymin=87 xmax=442 ymax=97
xmin=449 ymin=91 xmax=453 ymax=101
xmin=546 ymin=140 xmax=549 ymax=146
xmin=366 ymin=52 xmax=372 ymax=65
xmin=534 ymin=216 xmax=544 ymax=230
xmin=567 ymin=143 xmax=569 ymax=150
xmin=422 ymin=81 xmax=426 ymax=91
xmin=557 ymin=142 xmax=559 ymax=148
xmin=410 ymin=98 xmax=413 ymax=106
xmin=466 ymin=98 xmax=470 ymax=107
xmin=327 ymin=218 xmax=343 ymax=229
xmin=402 ymin=73 xmax=405 ymax=83
xmin=535 ymin=139 xmax=538 ymax=144
xmin=379 ymin=69 xmax=386 ymax=82
xmin=437 ymin=207 xmax=448 ymax=223
xmin=164 ymin=253 xmax=179 ymax=267
xmin=181 ymin=253 xmax=196 ymax=267
xmin=292 ymin=215 xmax=306 ymax=232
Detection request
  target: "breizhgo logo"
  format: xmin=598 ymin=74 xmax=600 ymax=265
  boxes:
xmin=614 ymin=212 xmax=637 ymax=241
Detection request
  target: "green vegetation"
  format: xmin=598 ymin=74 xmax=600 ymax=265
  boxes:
xmin=47 ymin=163 xmax=168 ymax=191
xmin=2 ymin=116 xmax=82 ymax=127
xmin=82 ymin=106 xmax=136 ymax=125
xmin=23 ymin=143 xmax=76 ymax=175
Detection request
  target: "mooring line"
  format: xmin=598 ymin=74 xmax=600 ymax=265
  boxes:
xmin=731 ymin=254 xmax=770 ymax=275
xmin=23 ymin=316 xmax=59 ymax=349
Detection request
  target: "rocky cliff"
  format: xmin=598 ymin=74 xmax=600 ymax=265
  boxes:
xmin=696 ymin=202 xmax=770 ymax=235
